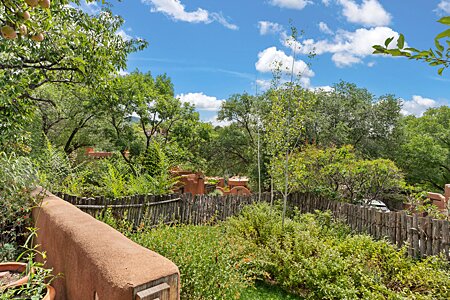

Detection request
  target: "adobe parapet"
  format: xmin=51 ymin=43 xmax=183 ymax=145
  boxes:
xmin=31 ymin=188 xmax=179 ymax=300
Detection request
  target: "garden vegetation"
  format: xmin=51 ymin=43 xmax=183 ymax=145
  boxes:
xmin=102 ymin=203 xmax=450 ymax=300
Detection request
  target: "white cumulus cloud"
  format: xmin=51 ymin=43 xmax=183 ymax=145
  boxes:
xmin=256 ymin=79 xmax=273 ymax=91
xmin=258 ymin=21 xmax=284 ymax=35
xmin=281 ymin=26 xmax=403 ymax=67
xmin=337 ymin=0 xmax=392 ymax=27
xmin=116 ymin=29 xmax=133 ymax=41
xmin=269 ymin=0 xmax=312 ymax=10
xmin=206 ymin=115 xmax=231 ymax=127
xmin=142 ymin=0 xmax=238 ymax=30
xmin=177 ymin=92 xmax=225 ymax=111
xmin=401 ymin=95 xmax=439 ymax=116
xmin=437 ymin=0 xmax=450 ymax=14
xmin=255 ymin=46 xmax=315 ymax=78
xmin=310 ymin=85 xmax=334 ymax=92
xmin=318 ymin=22 xmax=333 ymax=34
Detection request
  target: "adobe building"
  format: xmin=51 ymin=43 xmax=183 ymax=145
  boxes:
xmin=171 ymin=168 xmax=251 ymax=195
xmin=426 ymin=184 xmax=450 ymax=213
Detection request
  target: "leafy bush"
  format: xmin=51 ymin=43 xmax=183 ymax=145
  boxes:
xmin=34 ymin=141 xmax=72 ymax=191
xmin=134 ymin=225 xmax=249 ymax=299
xmin=100 ymin=210 xmax=248 ymax=300
xmin=226 ymin=203 xmax=450 ymax=299
xmin=36 ymin=148 xmax=178 ymax=197
xmin=103 ymin=202 xmax=450 ymax=299
xmin=270 ymin=145 xmax=405 ymax=203
xmin=0 ymin=152 xmax=38 ymax=261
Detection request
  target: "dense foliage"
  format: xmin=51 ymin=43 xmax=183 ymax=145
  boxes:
xmin=270 ymin=145 xmax=404 ymax=203
xmin=34 ymin=143 xmax=177 ymax=197
xmin=0 ymin=2 xmax=146 ymax=151
xmin=397 ymin=107 xmax=450 ymax=191
xmin=104 ymin=203 xmax=450 ymax=300
xmin=100 ymin=211 xmax=249 ymax=300
xmin=227 ymin=204 xmax=450 ymax=299
xmin=0 ymin=152 xmax=37 ymax=261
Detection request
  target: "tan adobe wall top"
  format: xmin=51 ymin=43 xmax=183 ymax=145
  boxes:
xmin=31 ymin=188 xmax=179 ymax=300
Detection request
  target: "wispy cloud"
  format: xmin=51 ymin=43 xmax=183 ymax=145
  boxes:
xmin=258 ymin=21 xmax=284 ymax=35
xmin=436 ymin=0 xmax=450 ymax=14
xmin=269 ymin=0 xmax=312 ymax=10
xmin=141 ymin=0 xmax=238 ymax=30
xmin=318 ymin=22 xmax=333 ymax=35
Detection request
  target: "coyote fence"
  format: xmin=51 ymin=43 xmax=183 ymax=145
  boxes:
xmin=56 ymin=191 xmax=450 ymax=260
xmin=55 ymin=191 xmax=272 ymax=228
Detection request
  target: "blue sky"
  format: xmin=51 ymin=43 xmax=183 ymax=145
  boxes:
xmin=81 ymin=0 xmax=450 ymax=123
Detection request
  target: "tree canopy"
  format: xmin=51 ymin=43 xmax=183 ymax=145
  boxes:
xmin=0 ymin=3 xmax=146 ymax=150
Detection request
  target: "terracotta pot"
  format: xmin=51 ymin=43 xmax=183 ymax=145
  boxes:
xmin=43 ymin=285 xmax=56 ymax=300
xmin=0 ymin=263 xmax=54 ymax=299
xmin=0 ymin=262 xmax=29 ymax=289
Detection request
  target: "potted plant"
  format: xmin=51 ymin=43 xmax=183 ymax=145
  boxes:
xmin=0 ymin=262 xmax=30 ymax=289
xmin=1 ymin=229 xmax=57 ymax=300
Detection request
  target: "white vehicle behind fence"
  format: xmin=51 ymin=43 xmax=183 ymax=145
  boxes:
xmin=360 ymin=199 xmax=390 ymax=212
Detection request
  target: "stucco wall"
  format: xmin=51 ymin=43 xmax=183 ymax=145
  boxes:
xmin=32 ymin=188 xmax=179 ymax=300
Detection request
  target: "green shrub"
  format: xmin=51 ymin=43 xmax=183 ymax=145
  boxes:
xmin=0 ymin=152 xmax=38 ymax=261
xmin=131 ymin=225 xmax=249 ymax=300
xmin=43 ymin=154 xmax=178 ymax=197
xmin=103 ymin=203 xmax=450 ymax=299
xmin=226 ymin=203 xmax=450 ymax=299
xmin=101 ymin=209 xmax=248 ymax=300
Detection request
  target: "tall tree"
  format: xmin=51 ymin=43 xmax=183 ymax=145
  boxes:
xmin=397 ymin=107 xmax=450 ymax=192
xmin=213 ymin=93 xmax=269 ymax=182
xmin=100 ymin=71 xmax=212 ymax=172
xmin=0 ymin=4 xmax=146 ymax=150
xmin=307 ymin=82 xmax=402 ymax=158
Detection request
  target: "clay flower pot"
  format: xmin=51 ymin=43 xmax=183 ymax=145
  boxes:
xmin=0 ymin=262 xmax=29 ymax=289
xmin=43 ymin=285 xmax=56 ymax=300
xmin=1 ymin=262 xmax=55 ymax=299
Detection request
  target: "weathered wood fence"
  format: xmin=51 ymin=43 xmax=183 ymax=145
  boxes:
xmin=54 ymin=192 xmax=272 ymax=228
xmin=56 ymin=191 xmax=450 ymax=259
xmin=289 ymin=193 xmax=450 ymax=260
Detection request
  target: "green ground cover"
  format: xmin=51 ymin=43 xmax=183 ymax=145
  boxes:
xmin=101 ymin=203 xmax=450 ymax=300
xmin=242 ymin=281 xmax=304 ymax=300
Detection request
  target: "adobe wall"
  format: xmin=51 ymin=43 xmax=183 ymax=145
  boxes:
xmin=31 ymin=188 xmax=179 ymax=300
xmin=427 ymin=184 xmax=450 ymax=212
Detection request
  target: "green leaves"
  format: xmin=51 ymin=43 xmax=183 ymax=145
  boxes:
xmin=397 ymin=106 xmax=450 ymax=192
xmin=397 ymin=34 xmax=405 ymax=49
xmin=373 ymin=17 xmax=450 ymax=76
xmin=437 ymin=16 xmax=450 ymax=25
xmin=435 ymin=28 xmax=450 ymax=40
xmin=385 ymin=36 xmax=394 ymax=48
xmin=0 ymin=3 xmax=147 ymax=145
